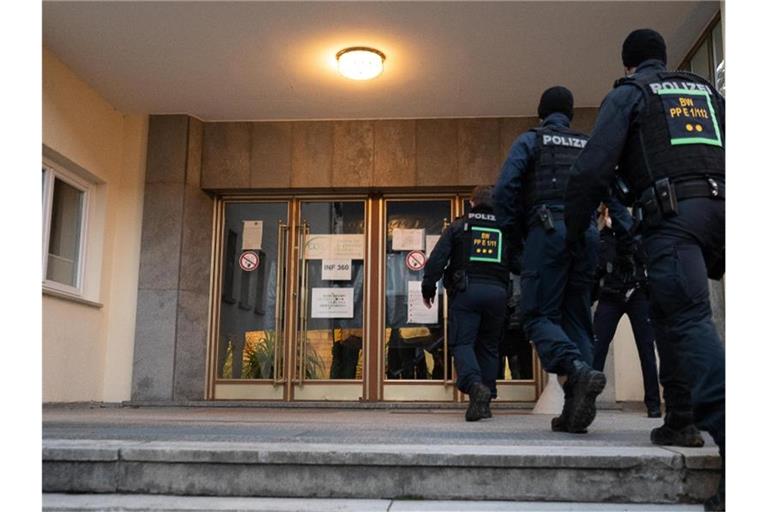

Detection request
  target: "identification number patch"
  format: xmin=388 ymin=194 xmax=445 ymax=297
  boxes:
xmin=657 ymin=88 xmax=722 ymax=147
xmin=469 ymin=227 xmax=502 ymax=263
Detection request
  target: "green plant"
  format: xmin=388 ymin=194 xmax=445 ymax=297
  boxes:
xmin=242 ymin=330 xmax=327 ymax=380
xmin=243 ymin=331 xmax=276 ymax=379
xmin=303 ymin=340 xmax=326 ymax=380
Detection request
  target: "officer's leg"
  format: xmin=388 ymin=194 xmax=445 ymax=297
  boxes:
xmin=523 ymin=224 xmax=605 ymax=433
xmin=591 ymin=298 xmax=624 ymax=372
xmin=448 ymin=290 xmax=483 ymax=395
xmin=626 ymin=293 xmax=661 ymax=414
xmin=561 ymin=224 xmax=600 ymax=366
xmin=475 ymin=283 xmax=507 ymax=400
xmin=521 ymin=226 xmax=580 ymax=374
xmin=645 ymin=236 xmax=724 ymax=449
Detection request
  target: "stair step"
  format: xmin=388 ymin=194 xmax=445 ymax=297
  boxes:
xmin=43 ymin=494 xmax=705 ymax=511
xmin=43 ymin=439 xmax=719 ymax=504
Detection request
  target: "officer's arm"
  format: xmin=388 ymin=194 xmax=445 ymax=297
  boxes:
xmin=565 ymin=87 xmax=638 ymax=240
xmin=494 ymin=132 xmax=535 ymax=240
xmin=603 ymin=193 xmax=634 ymax=239
xmin=421 ymin=226 xmax=455 ymax=303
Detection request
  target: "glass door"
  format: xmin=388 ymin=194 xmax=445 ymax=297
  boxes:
xmin=292 ymin=200 xmax=367 ymax=400
xmin=212 ymin=200 xmax=290 ymax=400
xmin=381 ymin=198 xmax=456 ymax=401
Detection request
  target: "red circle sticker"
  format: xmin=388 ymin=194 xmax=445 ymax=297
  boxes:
xmin=239 ymin=251 xmax=260 ymax=272
xmin=405 ymin=250 xmax=426 ymax=271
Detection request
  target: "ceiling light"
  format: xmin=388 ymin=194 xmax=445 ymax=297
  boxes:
xmin=336 ymin=47 xmax=385 ymax=80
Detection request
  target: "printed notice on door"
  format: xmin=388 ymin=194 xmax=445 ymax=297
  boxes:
xmin=242 ymin=220 xmax=264 ymax=251
xmin=393 ymin=228 xmax=425 ymax=251
xmin=305 ymin=234 xmax=365 ymax=260
xmin=321 ymin=259 xmax=352 ymax=281
xmin=311 ymin=287 xmax=354 ymax=318
xmin=407 ymin=281 xmax=438 ymax=324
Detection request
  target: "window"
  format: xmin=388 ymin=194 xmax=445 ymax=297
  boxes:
xmin=679 ymin=15 xmax=724 ymax=93
xmin=42 ymin=163 xmax=90 ymax=295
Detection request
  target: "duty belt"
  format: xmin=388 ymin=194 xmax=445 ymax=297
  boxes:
xmin=640 ymin=177 xmax=725 ymax=202
xmin=673 ymin=177 xmax=725 ymax=200
xmin=526 ymin=206 xmax=565 ymax=230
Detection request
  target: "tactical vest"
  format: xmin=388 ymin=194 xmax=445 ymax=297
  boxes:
xmin=449 ymin=210 xmax=509 ymax=285
xmin=615 ymin=70 xmax=725 ymax=195
xmin=523 ymin=126 xmax=590 ymax=211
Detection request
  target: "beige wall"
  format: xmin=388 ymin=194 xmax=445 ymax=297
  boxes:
xmin=42 ymin=47 xmax=148 ymax=402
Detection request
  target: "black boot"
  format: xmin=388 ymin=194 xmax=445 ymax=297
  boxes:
xmin=561 ymin=360 xmax=606 ymax=433
xmin=552 ymin=380 xmax=575 ymax=432
xmin=650 ymin=411 xmax=704 ymax=447
xmin=466 ymin=382 xmax=491 ymax=422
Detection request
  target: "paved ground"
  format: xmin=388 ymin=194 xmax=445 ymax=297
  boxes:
xmin=43 ymin=405 xmax=716 ymax=447
xmin=43 ymin=494 xmax=705 ymax=511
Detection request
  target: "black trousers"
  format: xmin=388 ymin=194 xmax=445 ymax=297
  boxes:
xmin=592 ymin=291 xmax=661 ymax=409
xmin=448 ymin=281 xmax=507 ymax=397
xmin=643 ymin=197 xmax=725 ymax=451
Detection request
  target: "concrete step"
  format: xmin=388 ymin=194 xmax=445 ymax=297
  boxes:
xmin=43 ymin=494 xmax=705 ymax=511
xmin=43 ymin=439 xmax=719 ymax=505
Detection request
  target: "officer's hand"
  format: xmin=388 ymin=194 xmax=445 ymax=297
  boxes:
xmin=423 ymin=296 xmax=434 ymax=309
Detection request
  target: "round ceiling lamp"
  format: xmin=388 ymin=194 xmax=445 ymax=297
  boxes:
xmin=336 ymin=47 xmax=385 ymax=80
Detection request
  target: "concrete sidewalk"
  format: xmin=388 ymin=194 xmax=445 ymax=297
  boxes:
xmin=43 ymin=404 xmax=710 ymax=447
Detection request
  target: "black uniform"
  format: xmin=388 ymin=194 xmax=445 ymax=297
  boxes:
xmin=422 ymin=204 xmax=511 ymax=398
xmin=592 ymin=226 xmax=661 ymax=413
xmin=565 ymin=59 xmax=725 ymax=454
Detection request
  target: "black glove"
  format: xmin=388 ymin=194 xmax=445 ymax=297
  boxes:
xmin=421 ymin=282 xmax=436 ymax=302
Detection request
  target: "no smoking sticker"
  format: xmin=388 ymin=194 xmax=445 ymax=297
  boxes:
xmin=239 ymin=251 xmax=260 ymax=272
xmin=405 ymin=250 xmax=426 ymax=272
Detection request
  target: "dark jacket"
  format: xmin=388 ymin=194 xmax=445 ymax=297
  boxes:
xmin=421 ymin=204 xmax=510 ymax=300
xmin=495 ymin=112 xmax=632 ymax=244
xmin=564 ymin=59 xmax=726 ymax=241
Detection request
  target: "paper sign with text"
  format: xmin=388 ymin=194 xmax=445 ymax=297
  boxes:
xmin=321 ymin=259 xmax=352 ymax=281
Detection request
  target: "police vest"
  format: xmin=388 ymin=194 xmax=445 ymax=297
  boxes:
xmin=615 ymin=70 xmax=725 ymax=195
xmin=448 ymin=211 xmax=509 ymax=285
xmin=523 ymin=126 xmax=589 ymax=211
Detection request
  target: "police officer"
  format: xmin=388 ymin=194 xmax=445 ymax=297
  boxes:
xmin=422 ymin=185 xmax=511 ymax=421
xmin=495 ymin=86 xmax=633 ymax=434
xmin=592 ymin=205 xmax=661 ymax=418
xmin=564 ymin=29 xmax=725 ymax=510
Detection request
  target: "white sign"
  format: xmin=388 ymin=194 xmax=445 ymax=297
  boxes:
xmin=305 ymin=234 xmax=365 ymax=260
xmin=321 ymin=259 xmax=352 ymax=281
xmin=392 ymin=228 xmax=425 ymax=251
xmin=425 ymin=235 xmax=441 ymax=257
xmin=242 ymin=220 xmax=263 ymax=251
xmin=312 ymin=287 xmax=355 ymax=318
xmin=407 ymin=281 xmax=438 ymax=324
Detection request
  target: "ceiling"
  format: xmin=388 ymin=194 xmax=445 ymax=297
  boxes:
xmin=42 ymin=1 xmax=720 ymax=121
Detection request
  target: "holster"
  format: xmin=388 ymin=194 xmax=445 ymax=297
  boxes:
xmin=450 ymin=270 xmax=468 ymax=293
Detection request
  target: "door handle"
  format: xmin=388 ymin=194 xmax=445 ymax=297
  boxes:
xmin=273 ymin=221 xmax=289 ymax=385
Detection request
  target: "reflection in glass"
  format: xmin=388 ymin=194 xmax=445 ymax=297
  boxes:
xmin=384 ymin=201 xmax=452 ymax=380
xmin=47 ymin=178 xmax=84 ymax=287
xmin=298 ymin=201 xmax=366 ymax=380
xmin=218 ymin=202 xmax=287 ymax=380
